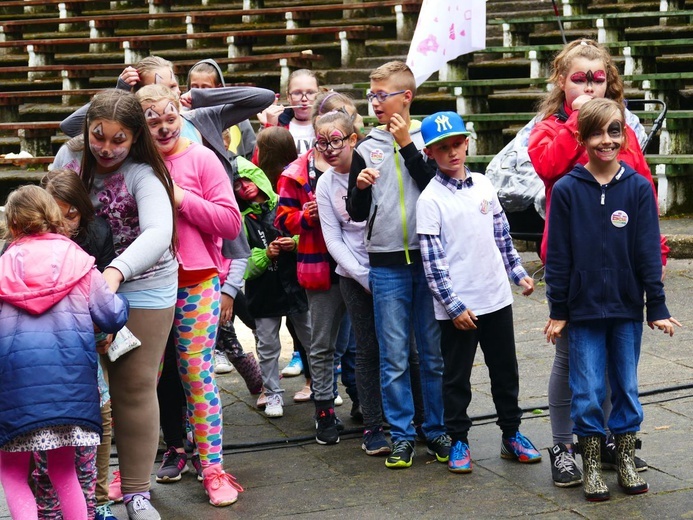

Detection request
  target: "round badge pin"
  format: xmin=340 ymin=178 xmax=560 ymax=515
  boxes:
xmin=370 ymin=149 xmax=385 ymax=164
xmin=611 ymin=210 xmax=629 ymax=228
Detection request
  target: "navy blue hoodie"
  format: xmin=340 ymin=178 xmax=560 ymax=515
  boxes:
xmin=545 ymin=161 xmax=669 ymax=323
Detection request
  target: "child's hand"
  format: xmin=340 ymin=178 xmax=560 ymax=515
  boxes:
xmin=648 ymin=317 xmax=682 ymax=336
xmin=179 ymin=91 xmax=193 ymax=109
xmin=544 ymin=318 xmax=567 ymax=344
xmin=303 ymin=201 xmax=319 ymax=223
xmin=571 ymin=94 xmax=594 ymax=111
xmin=356 ymin=168 xmax=380 ymax=190
xmin=220 ymin=293 xmax=235 ymax=325
xmin=119 ymin=66 xmax=140 ymax=89
xmin=96 ymin=333 xmax=114 ymax=355
xmin=258 ymin=103 xmax=285 ymax=127
xmin=172 ymin=183 xmax=185 ymax=208
xmin=519 ymin=276 xmax=534 ymax=296
xmin=388 ymin=113 xmax=412 ymax=148
xmin=266 ymin=241 xmax=281 ymax=259
xmin=103 ymin=267 xmax=123 ymax=293
xmin=452 ymin=309 xmax=477 ymax=330
xmin=275 ymin=237 xmax=296 ymax=251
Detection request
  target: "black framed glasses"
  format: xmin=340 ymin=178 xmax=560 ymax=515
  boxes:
xmin=314 ymin=135 xmax=350 ymax=153
xmin=366 ymin=90 xmax=406 ymax=103
xmin=289 ymin=90 xmax=319 ymax=100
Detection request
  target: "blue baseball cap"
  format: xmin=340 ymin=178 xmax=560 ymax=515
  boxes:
xmin=421 ymin=111 xmax=471 ymax=147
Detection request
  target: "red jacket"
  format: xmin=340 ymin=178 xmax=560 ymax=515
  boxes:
xmin=528 ymin=102 xmax=668 ymax=264
xmin=274 ymin=150 xmax=332 ymax=291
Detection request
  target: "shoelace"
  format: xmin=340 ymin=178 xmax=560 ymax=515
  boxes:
xmin=513 ymin=433 xmax=534 ymax=449
xmin=207 ymin=472 xmax=245 ymax=493
xmin=553 ymin=451 xmax=577 ymax=474
xmin=130 ymin=495 xmax=153 ymax=512
xmin=451 ymin=443 xmax=469 ymax=459
xmin=391 ymin=441 xmax=412 ymax=455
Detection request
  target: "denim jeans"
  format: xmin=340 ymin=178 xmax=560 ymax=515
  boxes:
xmin=569 ymin=319 xmax=644 ymax=437
xmin=369 ymin=262 xmax=445 ymax=442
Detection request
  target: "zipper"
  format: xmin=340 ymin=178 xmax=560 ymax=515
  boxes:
xmin=367 ymin=205 xmax=378 ymax=240
xmin=394 ymin=142 xmax=411 ymax=264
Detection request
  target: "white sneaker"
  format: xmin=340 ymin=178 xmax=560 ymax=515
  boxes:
xmin=334 ymin=394 xmax=343 ymax=406
xmin=281 ymin=352 xmax=303 ymax=377
xmin=265 ymin=393 xmax=284 ymax=417
xmin=214 ymin=350 xmax=234 ymax=375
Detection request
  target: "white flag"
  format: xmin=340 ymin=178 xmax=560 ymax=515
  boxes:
xmin=406 ymin=0 xmax=486 ymax=87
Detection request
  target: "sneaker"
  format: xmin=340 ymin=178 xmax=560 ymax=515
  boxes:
xmin=293 ymin=383 xmax=312 ymax=402
xmin=156 ymin=447 xmax=189 ymax=482
xmin=107 ymin=470 xmax=122 ymax=503
xmin=315 ymin=408 xmax=340 ymax=445
xmin=334 ymin=394 xmax=343 ymax=406
xmin=125 ymin=494 xmax=160 ymax=520
xmin=202 ymin=464 xmax=244 ymax=507
xmin=229 ymin=351 xmax=262 ymax=395
xmin=362 ymin=427 xmax=392 ymax=456
xmin=426 ymin=434 xmax=451 ymax=463
xmin=448 ymin=440 xmax=473 ymax=473
xmin=602 ymin=434 xmax=648 ymax=472
xmin=549 ymin=443 xmax=582 ymax=487
xmin=190 ymin=453 xmax=204 ymax=482
xmin=95 ymin=502 xmax=117 ymax=520
xmin=281 ymin=352 xmax=303 ymax=377
xmin=385 ymin=440 xmax=415 ymax=469
xmin=265 ymin=393 xmax=284 ymax=418
xmin=501 ymin=432 xmax=542 ymax=463
xmin=256 ymin=390 xmax=267 ymax=409
xmin=214 ymin=349 xmax=234 ymax=375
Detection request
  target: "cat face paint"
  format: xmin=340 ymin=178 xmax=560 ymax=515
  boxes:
xmin=88 ymin=119 xmax=135 ymax=174
xmin=143 ymin=99 xmax=182 ymax=156
xmin=142 ymin=66 xmax=181 ymax=97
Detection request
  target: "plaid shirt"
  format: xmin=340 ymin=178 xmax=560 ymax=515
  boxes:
xmin=420 ymin=170 xmax=528 ymax=319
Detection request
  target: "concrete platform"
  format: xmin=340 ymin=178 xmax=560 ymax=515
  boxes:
xmin=1 ymin=255 xmax=691 ymax=519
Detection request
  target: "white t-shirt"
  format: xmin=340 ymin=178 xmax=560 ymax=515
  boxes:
xmin=289 ymin=120 xmax=315 ymax=155
xmin=416 ymin=171 xmax=513 ymax=320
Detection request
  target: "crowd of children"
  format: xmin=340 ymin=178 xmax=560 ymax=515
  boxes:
xmin=0 ymin=40 xmax=681 ymax=520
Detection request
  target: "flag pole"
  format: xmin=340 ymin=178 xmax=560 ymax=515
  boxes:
xmin=551 ymin=0 xmax=568 ymax=45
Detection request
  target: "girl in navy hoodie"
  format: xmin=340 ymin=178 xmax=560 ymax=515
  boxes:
xmin=544 ymin=98 xmax=680 ymax=502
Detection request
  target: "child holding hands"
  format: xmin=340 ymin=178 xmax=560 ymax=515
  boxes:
xmin=416 ymin=111 xmax=541 ymax=474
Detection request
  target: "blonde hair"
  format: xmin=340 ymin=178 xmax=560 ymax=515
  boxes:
xmin=4 ymin=185 xmax=66 ymax=240
xmin=577 ymin=98 xmax=627 ymax=148
xmin=135 ymin=56 xmax=176 ymax=91
xmin=369 ymin=61 xmax=416 ymax=96
xmin=135 ymin=84 xmax=180 ymax=110
xmin=537 ymin=39 xmax=623 ymax=119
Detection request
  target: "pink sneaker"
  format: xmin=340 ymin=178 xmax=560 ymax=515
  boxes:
xmin=108 ymin=470 xmax=123 ymax=503
xmin=202 ymin=464 xmax=243 ymax=507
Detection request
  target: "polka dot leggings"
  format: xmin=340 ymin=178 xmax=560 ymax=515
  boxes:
xmin=174 ymin=276 xmax=223 ymax=467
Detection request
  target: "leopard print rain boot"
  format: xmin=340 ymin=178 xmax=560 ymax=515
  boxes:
xmin=577 ymin=435 xmax=610 ymax=501
xmin=615 ymin=432 xmax=649 ymax=495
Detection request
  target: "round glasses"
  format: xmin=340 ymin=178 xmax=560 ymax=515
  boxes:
xmin=314 ymin=136 xmax=350 ymax=153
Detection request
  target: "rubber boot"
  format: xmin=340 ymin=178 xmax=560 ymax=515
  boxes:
xmin=577 ymin=435 xmax=610 ymax=501
xmin=614 ymin=432 xmax=649 ymax=495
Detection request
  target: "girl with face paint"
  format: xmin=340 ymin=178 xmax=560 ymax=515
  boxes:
xmin=527 ymin=40 xmax=668 ymax=490
xmin=80 ymin=88 xmax=178 ymax=519
xmin=544 ymin=98 xmax=680 ymax=501
xmin=135 ymin=84 xmax=244 ymax=508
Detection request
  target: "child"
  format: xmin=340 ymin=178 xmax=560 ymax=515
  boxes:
xmin=234 ymin=158 xmax=312 ymax=418
xmin=35 ymin=169 xmax=117 ymax=520
xmin=315 ymin=109 xmax=390 ymax=455
xmin=528 ymin=39 xmax=667 ymax=486
xmin=81 ymin=88 xmax=178 ymax=520
xmin=0 ymin=185 xmax=129 ymax=520
xmin=135 ymin=84 xmax=244 ymax=507
xmin=346 ymin=61 xmax=447 ymax=469
xmin=416 ymin=111 xmax=541 ymax=474
xmin=544 ymin=98 xmax=680 ymax=501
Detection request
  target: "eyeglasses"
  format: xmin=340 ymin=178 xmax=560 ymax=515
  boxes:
xmin=314 ymin=135 xmax=350 ymax=153
xmin=366 ymin=90 xmax=406 ymax=103
xmin=289 ymin=90 xmax=319 ymax=101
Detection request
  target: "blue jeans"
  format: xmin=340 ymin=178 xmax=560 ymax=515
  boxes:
xmin=370 ymin=262 xmax=445 ymax=442
xmin=569 ymin=319 xmax=644 ymax=437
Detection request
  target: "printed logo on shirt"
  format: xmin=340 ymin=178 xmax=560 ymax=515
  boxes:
xmin=611 ymin=210 xmax=629 ymax=228
xmin=370 ymin=149 xmax=385 ymax=164
xmin=479 ymin=199 xmax=490 ymax=214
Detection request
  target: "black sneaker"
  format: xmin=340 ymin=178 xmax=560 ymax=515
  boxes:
xmin=426 ymin=434 xmax=451 ymax=463
xmin=155 ymin=447 xmax=189 ymax=483
xmin=601 ymin=434 xmax=648 ymax=472
xmin=385 ymin=440 xmax=415 ymax=469
xmin=549 ymin=443 xmax=582 ymax=487
xmin=315 ymin=408 xmax=340 ymax=445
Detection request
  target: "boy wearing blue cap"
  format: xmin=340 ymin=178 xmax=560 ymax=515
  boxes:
xmin=416 ymin=111 xmax=542 ymax=473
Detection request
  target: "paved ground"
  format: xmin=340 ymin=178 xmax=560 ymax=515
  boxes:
xmin=1 ymin=253 xmax=691 ymax=519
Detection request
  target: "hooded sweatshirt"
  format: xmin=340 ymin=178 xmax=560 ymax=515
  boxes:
xmin=0 ymin=233 xmax=129 ymax=447
xmin=237 ymin=157 xmax=307 ymax=318
xmin=545 ymin=162 xmax=669 ymax=323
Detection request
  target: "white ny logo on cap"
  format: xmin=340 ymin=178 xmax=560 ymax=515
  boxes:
xmin=434 ymin=114 xmax=453 ymax=132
